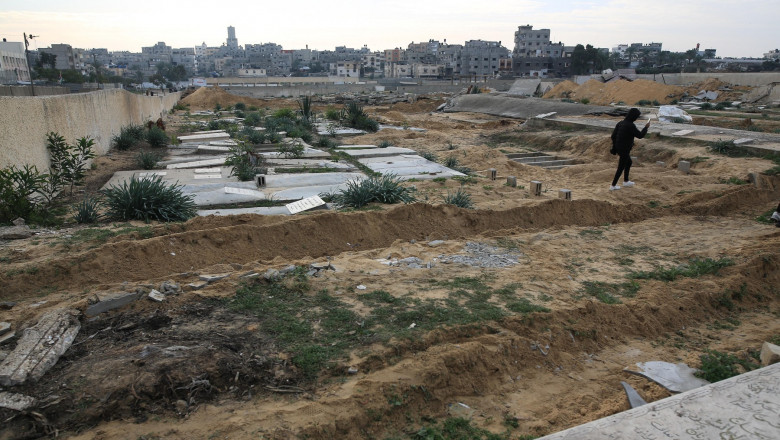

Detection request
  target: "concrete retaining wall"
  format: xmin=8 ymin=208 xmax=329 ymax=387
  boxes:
xmin=224 ymin=79 xmax=513 ymax=98
xmin=0 ymin=89 xmax=180 ymax=170
xmin=575 ymin=72 xmax=780 ymax=87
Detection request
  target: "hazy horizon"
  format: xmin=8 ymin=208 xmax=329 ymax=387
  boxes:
xmin=1 ymin=0 xmax=777 ymax=58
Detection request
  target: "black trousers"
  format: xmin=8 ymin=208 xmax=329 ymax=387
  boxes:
xmin=612 ymin=154 xmax=632 ymax=186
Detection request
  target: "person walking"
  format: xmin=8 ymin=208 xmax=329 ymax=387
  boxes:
xmin=610 ymin=108 xmax=649 ymax=190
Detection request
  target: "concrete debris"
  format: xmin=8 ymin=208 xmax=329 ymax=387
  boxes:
xmin=148 ymin=289 xmax=165 ymax=302
xmin=0 ymin=391 xmax=36 ymax=411
xmin=0 ymin=302 xmax=16 ymax=310
xmin=624 ymin=361 xmax=710 ymax=393
xmin=356 ymin=285 xmax=367 ymax=290
xmin=185 ymin=281 xmax=208 ymax=291
xmin=447 ymin=402 xmax=475 ymax=420
xmin=279 ymin=265 xmax=298 ymax=275
xmin=427 ymin=240 xmax=445 ymax=247
xmin=658 ymin=105 xmax=693 ymax=123
xmin=347 ymin=366 xmax=359 ymax=375
xmin=620 ymin=381 xmax=648 ymax=408
xmin=0 ymin=309 xmax=81 ymax=386
xmin=198 ymin=273 xmax=229 ymax=283
xmin=159 ymin=281 xmax=181 ymax=295
xmin=0 ymin=331 xmax=15 ymax=345
xmin=12 ymin=218 xmax=25 ymax=226
xmin=240 ymin=271 xmax=260 ymax=279
xmin=0 ymin=225 xmax=33 ymax=240
xmin=695 ymin=90 xmax=719 ymax=100
xmin=0 ymin=322 xmax=10 ymax=336
xmin=439 ymin=241 xmax=523 ymax=268
xmin=760 ymin=342 xmax=780 ymax=366
xmin=86 ymin=291 xmax=141 ymax=317
xmin=263 ymin=268 xmax=281 ymax=281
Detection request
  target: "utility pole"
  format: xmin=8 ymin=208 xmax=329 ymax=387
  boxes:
xmin=23 ymin=32 xmax=37 ymax=96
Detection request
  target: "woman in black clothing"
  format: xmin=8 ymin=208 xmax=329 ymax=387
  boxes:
xmin=610 ymin=108 xmax=649 ymax=190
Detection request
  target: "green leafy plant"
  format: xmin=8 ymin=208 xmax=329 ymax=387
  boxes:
xmin=243 ymin=112 xmax=262 ymax=127
xmin=629 ymin=257 xmax=733 ymax=281
xmin=225 ymin=143 xmax=264 ymax=181
xmin=273 ymin=108 xmax=296 ymax=119
xmin=145 ymin=126 xmax=169 ymax=148
xmin=696 ymin=350 xmax=742 ymax=382
xmin=420 ymin=151 xmax=438 ymax=162
xmin=340 ymin=101 xmax=379 ymax=132
xmin=73 ymin=196 xmax=102 ymax=224
xmin=317 ymin=136 xmax=336 ymax=149
xmin=442 ymin=188 xmax=474 ymax=209
xmin=46 ymin=132 xmax=96 ymax=195
xmin=277 ymin=140 xmax=305 ymax=159
xmin=101 ymin=175 xmax=197 ymax=222
xmin=0 ymin=164 xmax=47 ymax=221
xmin=324 ymin=106 xmax=340 ymax=121
xmin=112 ymin=124 xmax=145 ymax=151
xmin=234 ymin=102 xmax=246 ymax=111
xmin=580 ymin=98 xmax=590 ymax=104
xmin=378 ymin=140 xmax=393 ymax=148
xmin=635 ymin=99 xmax=652 ymax=106
xmin=298 ymin=95 xmax=314 ymax=124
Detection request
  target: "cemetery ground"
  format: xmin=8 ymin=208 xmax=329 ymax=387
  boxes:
xmin=1 ymin=94 xmax=780 ymax=439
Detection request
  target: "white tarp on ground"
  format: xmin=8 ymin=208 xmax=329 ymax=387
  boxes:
xmin=657 ymin=106 xmax=693 ymax=123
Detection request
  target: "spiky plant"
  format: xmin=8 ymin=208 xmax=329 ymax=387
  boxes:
xmin=145 ymin=126 xmax=169 ymax=148
xmin=442 ymin=188 xmax=474 ymax=209
xmin=73 ymin=196 xmax=102 ymax=223
xmin=135 ymin=151 xmax=163 ymax=170
xmin=331 ymin=174 xmax=415 ymax=208
xmin=101 ymin=175 xmax=196 ymax=222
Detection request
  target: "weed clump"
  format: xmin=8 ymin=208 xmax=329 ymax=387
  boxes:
xmin=145 ymin=126 xmax=169 ymax=148
xmin=442 ymin=188 xmax=474 ymax=209
xmin=101 ymin=175 xmax=196 ymax=222
xmin=329 ymin=174 xmax=415 ymax=209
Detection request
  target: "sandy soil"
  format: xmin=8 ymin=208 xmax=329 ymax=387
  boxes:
xmin=1 ymin=89 xmax=779 ymax=440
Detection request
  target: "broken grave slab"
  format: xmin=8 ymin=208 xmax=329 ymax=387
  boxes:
xmin=178 ymin=132 xmax=230 ymax=143
xmin=0 ymin=392 xmax=36 ymax=411
xmin=624 ymin=361 xmax=709 ymax=393
xmin=0 ymin=322 xmax=10 ymax=335
xmin=538 ymin=363 xmax=780 ymax=440
xmin=620 ymin=381 xmax=647 ymax=408
xmin=760 ymin=341 xmax=780 ymax=366
xmin=199 ymin=273 xmax=230 ymax=283
xmin=733 ymin=138 xmax=754 ymax=146
xmin=0 ymin=225 xmax=33 ymax=240
xmin=0 ymin=308 xmax=81 ymax=386
xmin=671 ymin=129 xmax=695 ymax=136
xmin=338 ymin=146 xmax=417 ymax=158
xmin=197 ymin=206 xmax=292 ymax=217
xmin=286 ymin=195 xmax=327 ymax=214
xmin=86 ymin=291 xmax=141 ymax=317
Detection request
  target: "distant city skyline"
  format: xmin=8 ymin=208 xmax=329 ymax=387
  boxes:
xmin=1 ymin=0 xmax=778 ymax=58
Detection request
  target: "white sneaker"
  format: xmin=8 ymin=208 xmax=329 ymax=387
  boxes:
xmin=609 ymin=185 xmax=621 ymax=190
xmin=771 ymin=211 xmax=780 ymax=222
xmin=623 ymin=181 xmax=635 ymax=187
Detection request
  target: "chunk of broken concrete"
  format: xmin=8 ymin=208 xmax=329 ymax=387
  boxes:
xmin=760 ymin=342 xmax=780 ymax=366
xmin=279 ymin=265 xmax=298 ymax=275
xmin=148 ymin=289 xmax=165 ymax=302
xmin=428 ymin=240 xmax=445 ymax=247
xmin=186 ymin=281 xmax=208 ymax=291
xmin=263 ymin=268 xmax=280 ymax=281
xmin=0 ymin=331 xmax=15 ymax=345
xmin=85 ymin=291 xmax=140 ymax=317
xmin=0 ymin=301 xmax=16 ymax=310
xmin=620 ymin=381 xmax=647 ymax=408
xmin=0 ymin=308 xmax=81 ymax=386
xmin=0 ymin=322 xmax=10 ymax=336
xmin=0 ymin=391 xmax=36 ymax=411
xmin=159 ymin=280 xmax=181 ymax=295
xmin=624 ymin=361 xmax=709 ymax=393
xmin=198 ymin=273 xmax=229 ymax=283
xmin=0 ymin=225 xmax=33 ymax=240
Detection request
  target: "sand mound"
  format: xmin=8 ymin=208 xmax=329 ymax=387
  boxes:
xmin=180 ymin=86 xmax=267 ymax=110
xmin=545 ymin=79 xmax=684 ymax=106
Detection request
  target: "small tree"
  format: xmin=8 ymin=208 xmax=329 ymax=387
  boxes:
xmin=46 ymin=132 xmax=96 ymax=195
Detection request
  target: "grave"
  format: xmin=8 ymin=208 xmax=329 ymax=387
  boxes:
xmin=357 ymin=155 xmax=465 ymax=180
xmin=530 ymin=181 xmax=542 ymax=196
xmin=178 ymin=132 xmax=231 ymax=143
xmin=678 ymin=160 xmax=691 ymax=174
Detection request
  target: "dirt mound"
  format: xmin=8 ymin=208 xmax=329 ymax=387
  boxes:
xmin=180 ymin=86 xmax=267 ymax=110
xmin=545 ymin=79 xmax=684 ymax=106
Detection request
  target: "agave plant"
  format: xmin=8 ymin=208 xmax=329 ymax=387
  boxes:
xmin=101 ymin=175 xmax=196 ymax=222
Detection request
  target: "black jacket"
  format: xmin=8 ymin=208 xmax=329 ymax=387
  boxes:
xmin=611 ymin=117 xmax=648 ymax=155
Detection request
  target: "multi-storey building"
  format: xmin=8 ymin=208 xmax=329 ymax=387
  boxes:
xmin=460 ymin=40 xmax=508 ymax=77
xmin=0 ymin=39 xmax=31 ymax=83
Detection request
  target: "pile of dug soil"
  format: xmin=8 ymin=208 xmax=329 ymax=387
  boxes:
xmin=180 ymin=86 xmax=267 ymax=110
xmin=544 ymin=79 xmax=684 ymax=106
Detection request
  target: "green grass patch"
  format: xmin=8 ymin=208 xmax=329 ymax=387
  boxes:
xmin=696 ymin=349 xmax=758 ymax=383
xmin=581 ymin=280 xmax=640 ymax=304
xmin=718 ymin=177 xmax=748 ymax=185
xmin=506 ymin=298 xmax=550 ymax=314
xmin=413 ymin=417 xmax=513 ymax=440
xmin=629 ymin=257 xmax=733 ymax=282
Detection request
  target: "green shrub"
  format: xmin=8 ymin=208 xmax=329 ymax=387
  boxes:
xmin=341 ymin=102 xmax=379 ymax=132
xmin=208 ymin=120 xmax=221 ymax=130
xmin=324 ymin=106 xmax=340 ymax=121
xmin=708 ymin=139 xmax=745 ymax=157
xmin=273 ymin=108 xmax=296 ymax=119
xmin=695 ymin=350 xmax=758 ymax=382
xmin=243 ymin=112 xmax=262 ymax=127
xmin=135 ymin=151 xmax=163 ymax=170
xmin=316 ymin=136 xmax=336 ymax=149
xmin=278 ymin=140 xmax=305 ymax=159
xmin=225 ymin=143 xmax=264 ymax=181
xmin=636 ymin=99 xmax=652 ymax=106
xmin=442 ymin=188 xmax=474 ymax=209
xmin=700 ymin=102 xmax=713 ymax=110
xmin=112 ymin=125 xmax=145 ymax=151
xmin=443 ymin=156 xmax=460 ymax=168
xmin=73 ymin=196 xmax=102 ymax=224
xmin=234 ymin=102 xmax=246 ymax=111
xmin=579 ymin=98 xmax=590 ymax=104
xmin=234 ymin=110 xmax=245 ymax=119
xmin=652 ymin=100 xmax=660 ymax=106
xmin=0 ymin=165 xmax=47 ymax=222
xmin=378 ymin=140 xmax=393 ymax=148
xmin=298 ymin=95 xmax=314 ymax=123
xmin=145 ymin=126 xmax=169 ymax=148
xmin=101 ymin=175 xmax=196 ymax=222
xmin=47 ymin=132 xmax=96 ymax=195
xmin=330 ymin=174 xmax=415 ymax=208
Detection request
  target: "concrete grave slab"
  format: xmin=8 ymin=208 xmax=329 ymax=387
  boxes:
xmin=198 ymin=206 xmax=293 ymax=216
xmin=178 ymin=132 xmax=230 ymax=143
xmin=195 ymin=168 xmax=222 ymax=173
xmin=620 ymin=381 xmax=647 ymax=408
xmin=672 ymin=129 xmax=695 ymax=136
xmin=624 ymin=361 xmax=710 ymax=393
xmin=167 ymin=158 xmax=227 ymax=169
xmin=197 ymin=145 xmax=231 ymax=154
xmin=734 ymin=138 xmax=755 ymax=145
xmin=286 ymin=195 xmax=326 ymax=214
xmin=225 ymin=187 xmax=265 ymax=197
xmin=192 ymin=174 xmax=222 ymax=180
xmin=0 ymin=309 xmax=81 ymax=386
xmin=264 ymin=172 xmax=363 ymax=188
xmin=270 ymin=183 xmax=354 ymax=201
xmin=378 ymin=124 xmax=426 ymax=132
xmin=336 ymin=144 xmax=381 ymax=149
xmin=0 ymin=322 xmax=10 ymax=335
xmin=339 ymin=146 xmax=417 ymax=158
xmin=539 ymin=363 xmax=780 ymax=440
xmin=261 ymin=147 xmax=330 ymax=159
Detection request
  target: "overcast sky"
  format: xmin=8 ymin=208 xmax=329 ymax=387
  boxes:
xmin=1 ymin=0 xmax=777 ymax=58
